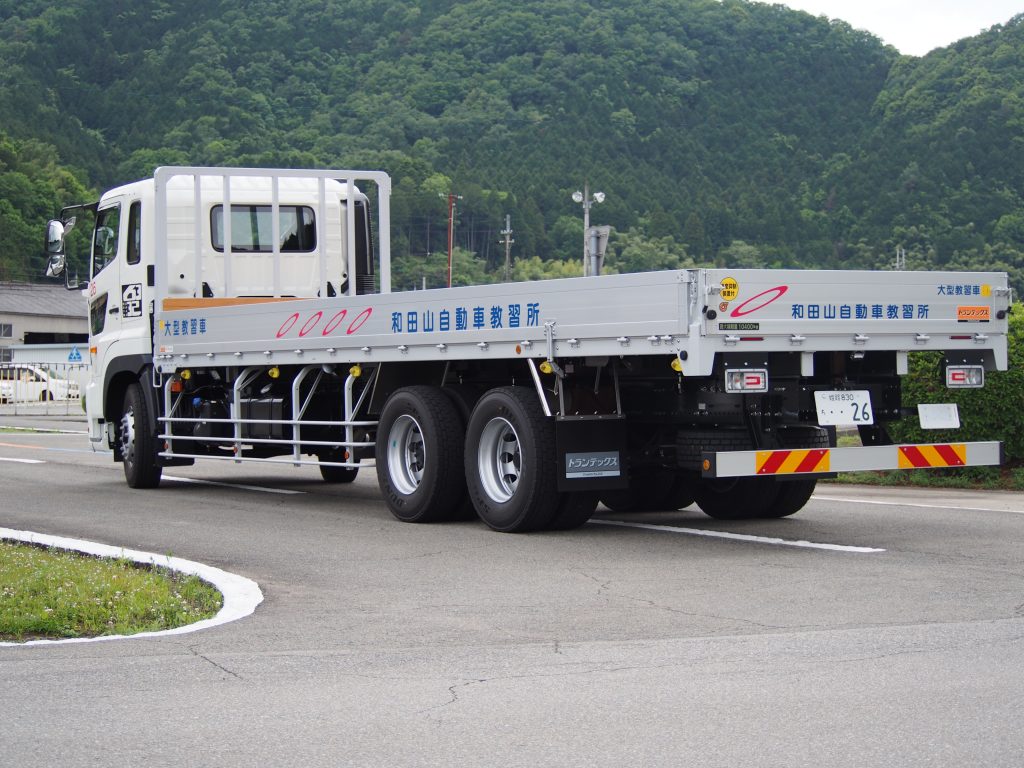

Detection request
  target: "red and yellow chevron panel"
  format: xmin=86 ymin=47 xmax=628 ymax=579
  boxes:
xmin=756 ymin=448 xmax=830 ymax=475
xmin=897 ymin=444 xmax=967 ymax=469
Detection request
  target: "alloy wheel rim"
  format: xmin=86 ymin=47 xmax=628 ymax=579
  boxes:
xmin=120 ymin=407 xmax=136 ymax=468
xmin=477 ymin=416 xmax=521 ymax=503
xmin=387 ymin=414 xmax=425 ymax=495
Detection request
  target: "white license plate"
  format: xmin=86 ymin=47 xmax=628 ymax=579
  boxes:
xmin=814 ymin=390 xmax=874 ymax=426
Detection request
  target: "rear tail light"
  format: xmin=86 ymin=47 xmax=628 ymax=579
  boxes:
xmin=726 ymin=369 xmax=768 ymax=393
xmin=945 ymin=365 xmax=984 ymax=388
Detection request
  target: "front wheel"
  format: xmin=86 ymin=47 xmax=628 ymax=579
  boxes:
xmin=119 ymin=382 xmax=162 ymax=489
xmin=465 ymin=386 xmax=559 ymax=533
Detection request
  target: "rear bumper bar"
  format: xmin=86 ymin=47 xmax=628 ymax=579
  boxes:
xmin=702 ymin=441 xmax=1003 ymax=479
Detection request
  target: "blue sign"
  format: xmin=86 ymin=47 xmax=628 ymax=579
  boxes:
xmin=67 ymin=346 xmax=82 ymax=362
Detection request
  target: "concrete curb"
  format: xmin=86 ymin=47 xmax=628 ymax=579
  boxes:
xmin=0 ymin=527 xmax=263 ymax=647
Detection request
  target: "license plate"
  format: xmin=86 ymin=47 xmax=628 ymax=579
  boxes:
xmin=814 ymin=390 xmax=874 ymax=426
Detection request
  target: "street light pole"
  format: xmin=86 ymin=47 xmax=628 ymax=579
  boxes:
xmin=582 ymin=182 xmax=591 ymax=276
xmin=572 ymin=183 xmax=605 ymax=277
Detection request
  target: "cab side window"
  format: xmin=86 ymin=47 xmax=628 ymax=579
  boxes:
xmin=127 ymin=201 xmax=142 ymax=265
xmin=211 ymin=205 xmax=316 ymax=252
xmin=92 ymin=205 xmax=121 ymax=277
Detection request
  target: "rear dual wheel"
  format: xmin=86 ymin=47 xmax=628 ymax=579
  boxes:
xmin=375 ymin=386 xmax=467 ymax=523
xmin=693 ymin=473 xmax=815 ymax=520
xmin=692 ymin=426 xmax=831 ymax=520
xmin=602 ymin=470 xmax=694 ymax=513
xmin=464 ymin=387 xmax=558 ymax=532
xmin=465 ymin=386 xmax=595 ymax=533
xmin=377 ymin=384 xmax=599 ymax=532
xmin=692 ymin=476 xmax=780 ymax=519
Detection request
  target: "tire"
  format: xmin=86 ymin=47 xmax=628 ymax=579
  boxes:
xmin=119 ymin=382 xmax=163 ymax=489
xmin=693 ymin=426 xmax=831 ymax=520
xmin=375 ymin=386 xmax=466 ymax=523
xmin=763 ymin=426 xmax=832 ymax=518
xmin=766 ymin=479 xmax=817 ymax=518
xmin=547 ymin=493 xmax=599 ymax=531
xmin=319 ymin=463 xmax=359 ymax=483
xmin=464 ymin=386 xmax=560 ymax=533
xmin=602 ymin=470 xmax=694 ymax=513
xmin=39 ymin=390 xmax=52 ymax=402
xmin=441 ymin=385 xmax=481 ymax=426
xmin=659 ymin=473 xmax=696 ymax=511
xmin=693 ymin=477 xmax=780 ymax=520
xmin=440 ymin=387 xmax=483 ymax=521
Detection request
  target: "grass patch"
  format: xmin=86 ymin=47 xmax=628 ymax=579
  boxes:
xmin=0 ymin=541 xmax=223 ymax=642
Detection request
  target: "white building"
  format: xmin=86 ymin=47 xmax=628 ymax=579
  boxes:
xmin=0 ymin=282 xmax=87 ymax=363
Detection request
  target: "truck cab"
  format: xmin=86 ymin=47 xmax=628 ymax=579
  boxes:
xmin=46 ymin=169 xmax=377 ymax=453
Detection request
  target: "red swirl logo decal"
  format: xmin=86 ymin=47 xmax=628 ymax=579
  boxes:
xmin=277 ymin=307 xmax=374 ymax=338
xmin=276 ymin=312 xmax=300 ymax=338
xmin=730 ymin=286 xmax=788 ymax=318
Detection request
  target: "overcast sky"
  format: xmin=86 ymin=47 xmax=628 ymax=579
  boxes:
xmin=776 ymin=0 xmax=1024 ymax=55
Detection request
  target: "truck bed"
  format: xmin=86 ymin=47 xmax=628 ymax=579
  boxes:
xmin=155 ymin=268 xmax=1011 ymax=376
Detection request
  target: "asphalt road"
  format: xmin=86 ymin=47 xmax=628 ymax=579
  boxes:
xmin=2 ymin=415 xmax=1023 ymax=767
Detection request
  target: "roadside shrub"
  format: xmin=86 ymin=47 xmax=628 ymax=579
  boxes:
xmin=888 ymin=302 xmax=1023 ymax=463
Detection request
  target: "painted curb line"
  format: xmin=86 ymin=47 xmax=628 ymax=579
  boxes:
xmin=0 ymin=527 xmax=263 ymax=647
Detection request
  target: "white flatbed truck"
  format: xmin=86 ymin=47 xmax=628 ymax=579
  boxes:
xmin=45 ymin=167 xmax=1011 ymax=532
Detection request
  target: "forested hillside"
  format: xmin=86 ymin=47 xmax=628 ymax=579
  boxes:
xmin=0 ymin=0 xmax=1021 ymax=294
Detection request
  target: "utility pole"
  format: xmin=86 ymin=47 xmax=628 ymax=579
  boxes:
xmin=441 ymin=192 xmax=462 ymax=288
xmin=894 ymin=245 xmax=906 ymax=270
xmin=500 ymin=215 xmax=514 ymax=281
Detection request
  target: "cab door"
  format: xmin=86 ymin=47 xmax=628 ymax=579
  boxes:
xmin=85 ymin=196 xmax=147 ymax=434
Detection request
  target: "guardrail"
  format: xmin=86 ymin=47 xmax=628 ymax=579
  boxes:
xmin=0 ymin=362 xmax=88 ymax=416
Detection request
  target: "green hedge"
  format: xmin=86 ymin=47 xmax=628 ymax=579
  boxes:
xmin=888 ymin=303 xmax=1023 ymax=463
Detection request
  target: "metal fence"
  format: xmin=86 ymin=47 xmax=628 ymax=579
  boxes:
xmin=0 ymin=362 xmax=89 ymax=416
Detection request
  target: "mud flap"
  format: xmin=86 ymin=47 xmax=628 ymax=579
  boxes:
xmin=555 ymin=415 xmax=628 ymax=492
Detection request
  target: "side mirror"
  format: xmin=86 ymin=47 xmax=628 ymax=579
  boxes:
xmin=44 ymin=217 xmax=86 ymax=290
xmin=45 ymin=220 xmax=66 ymax=278
xmin=45 ymin=253 xmax=68 ymax=280
xmin=46 ymin=219 xmax=67 ymax=254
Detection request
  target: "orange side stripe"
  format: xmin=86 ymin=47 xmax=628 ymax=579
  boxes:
xmin=162 ymin=297 xmax=311 ymax=311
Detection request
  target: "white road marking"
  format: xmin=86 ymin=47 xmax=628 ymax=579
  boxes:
xmin=814 ymin=494 xmax=1024 ymax=515
xmin=163 ymin=475 xmax=305 ymax=495
xmin=589 ymin=518 xmax=885 ymax=553
xmin=0 ymin=427 xmax=89 ymax=435
xmin=0 ymin=527 xmax=263 ymax=647
xmin=0 ymin=456 xmax=45 ymax=464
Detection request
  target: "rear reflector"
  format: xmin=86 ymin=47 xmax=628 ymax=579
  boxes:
xmin=945 ymin=365 xmax=984 ymax=388
xmin=726 ymin=368 xmax=768 ymax=393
